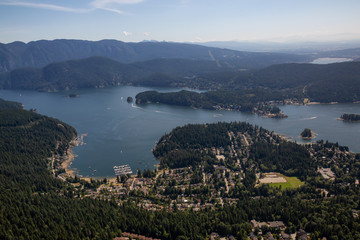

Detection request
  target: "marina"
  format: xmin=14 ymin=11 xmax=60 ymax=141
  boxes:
xmin=114 ymin=164 xmax=133 ymax=176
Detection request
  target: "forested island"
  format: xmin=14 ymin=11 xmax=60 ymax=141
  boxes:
xmin=339 ymin=113 xmax=360 ymax=122
xmin=1 ymin=98 xmax=360 ymax=239
xmin=300 ymin=128 xmax=316 ymax=139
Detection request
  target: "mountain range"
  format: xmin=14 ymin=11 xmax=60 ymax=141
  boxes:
xmin=0 ymin=56 xmax=233 ymax=91
xmin=0 ymin=39 xmax=311 ymax=72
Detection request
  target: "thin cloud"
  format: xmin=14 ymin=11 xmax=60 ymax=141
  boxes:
xmin=0 ymin=0 xmax=146 ymax=15
xmin=143 ymin=32 xmax=150 ymax=36
xmin=92 ymin=0 xmax=145 ymax=8
xmin=0 ymin=0 xmax=91 ymax=13
xmin=91 ymin=0 xmax=145 ymax=15
xmin=99 ymin=7 xmax=125 ymax=14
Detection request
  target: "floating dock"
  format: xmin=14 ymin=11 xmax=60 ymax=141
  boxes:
xmin=113 ymin=164 xmax=133 ymax=176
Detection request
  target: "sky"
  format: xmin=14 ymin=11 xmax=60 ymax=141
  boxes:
xmin=0 ymin=0 xmax=360 ymax=44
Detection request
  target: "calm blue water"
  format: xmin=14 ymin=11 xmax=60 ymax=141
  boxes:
xmin=311 ymin=57 xmax=353 ymax=64
xmin=1 ymin=86 xmax=359 ymax=177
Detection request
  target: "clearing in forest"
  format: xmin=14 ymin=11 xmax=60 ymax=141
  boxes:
xmin=258 ymin=172 xmax=304 ymax=189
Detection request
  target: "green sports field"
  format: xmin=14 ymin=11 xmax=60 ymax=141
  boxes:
xmin=267 ymin=174 xmax=304 ymax=189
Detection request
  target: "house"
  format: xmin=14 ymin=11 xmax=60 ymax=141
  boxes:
xmin=268 ymin=221 xmax=286 ymax=230
xmin=114 ymin=232 xmax=161 ymax=240
xmin=265 ymin=232 xmax=275 ymax=240
xmin=250 ymin=219 xmax=269 ymax=229
xmin=296 ymin=229 xmax=308 ymax=240
xmin=210 ymin=232 xmax=220 ymax=240
xmin=249 ymin=232 xmax=258 ymax=240
xmin=280 ymin=232 xmax=291 ymax=240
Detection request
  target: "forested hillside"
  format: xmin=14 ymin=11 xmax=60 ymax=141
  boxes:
xmin=0 ymin=57 xmax=228 ymax=91
xmin=193 ymin=61 xmax=360 ymax=100
xmin=0 ymin=100 xmax=127 ymax=239
xmin=0 ymin=98 xmax=22 ymax=110
xmin=136 ymin=61 xmax=360 ymax=109
xmin=248 ymin=61 xmax=360 ymax=102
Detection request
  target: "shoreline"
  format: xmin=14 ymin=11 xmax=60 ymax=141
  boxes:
xmin=61 ymin=134 xmax=86 ymax=179
xmin=305 ymin=101 xmax=360 ymax=106
xmin=63 ymin=133 xmax=88 ymax=176
xmin=61 ymin=145 xmax=77 ymax=178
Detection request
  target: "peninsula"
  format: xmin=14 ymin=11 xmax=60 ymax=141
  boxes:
xmin=135 ymin=90 xmax=288 ymax=118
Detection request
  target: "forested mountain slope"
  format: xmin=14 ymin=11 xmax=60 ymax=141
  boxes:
xmin=0 ymin=39 xmax=310 ymax=72
xmin=136 ymin=61 xmax=360 ymax=114
xmin=246 ymin=61 xmax=360 ymax=102
xmin=0 ymin=57 xmax=228 ymax=91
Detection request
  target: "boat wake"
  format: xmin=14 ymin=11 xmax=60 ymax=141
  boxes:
xmin=303 ymin=116 xmax=317 ymax=120
xmin=154 ymin=110 xmax=168 ymax=114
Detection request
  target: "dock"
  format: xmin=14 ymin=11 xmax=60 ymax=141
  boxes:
xmin=114 ymin=164 xmax=133 ymax=176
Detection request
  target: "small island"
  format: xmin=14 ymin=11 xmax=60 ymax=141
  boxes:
xmin=126 ymin=96 xmax=134 ymax=103
xmin=300 ymin=128 xmax=316 ymax=139
xmin=339 ymin=113 xmax=360 ymax=122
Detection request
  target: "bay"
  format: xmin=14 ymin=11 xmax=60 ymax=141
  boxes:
xmin=1 ymin=86 xmax=359 ymax=177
